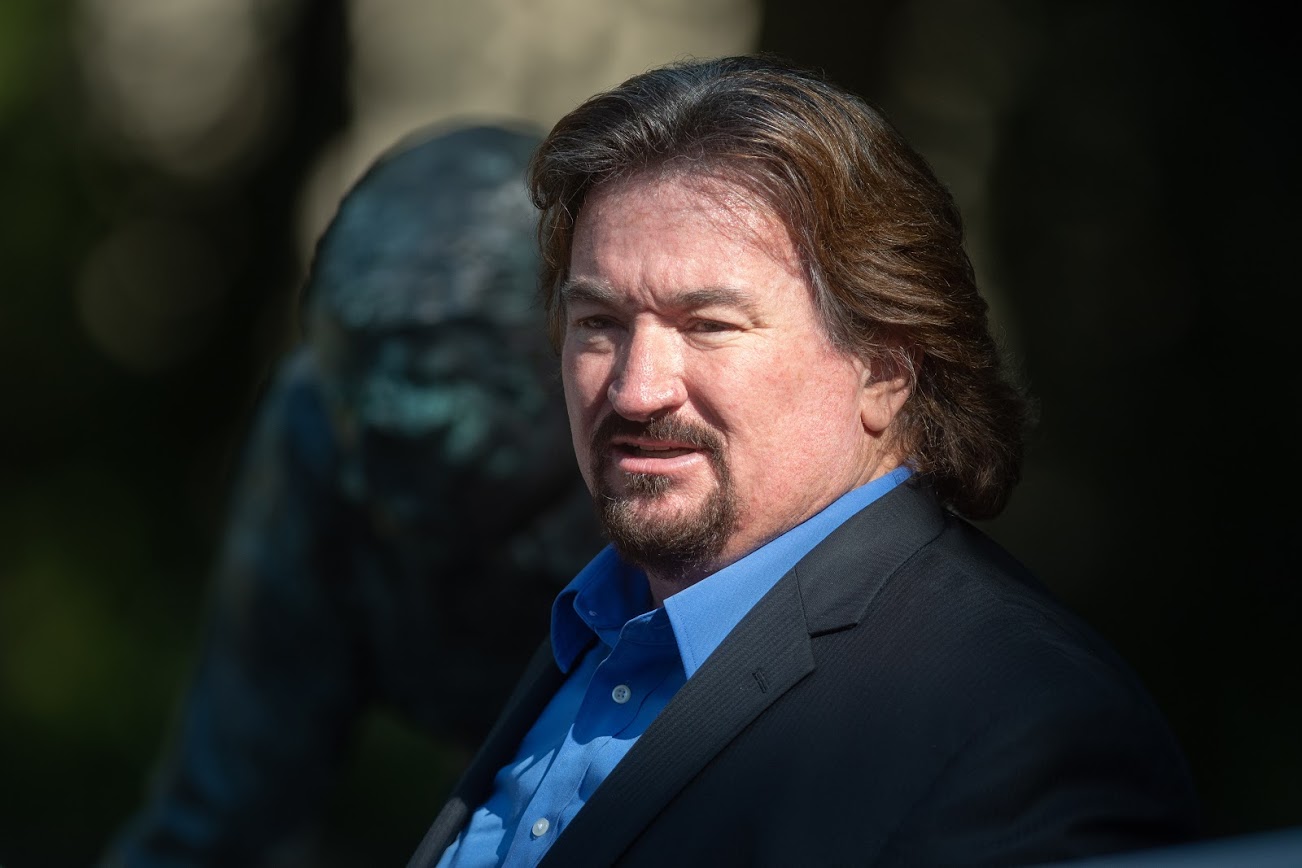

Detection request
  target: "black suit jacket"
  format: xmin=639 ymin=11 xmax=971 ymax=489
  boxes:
xmin=408 ymin=482 xmax=1200 ymax=867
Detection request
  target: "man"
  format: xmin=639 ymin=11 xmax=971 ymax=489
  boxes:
xmin=408 ymin=56 xmax=1201 ymax=868
xmin=104 ymin=122 xmax=603 ymax=867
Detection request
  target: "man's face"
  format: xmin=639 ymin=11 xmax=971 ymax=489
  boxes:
xmin=561 ymin=172 xmax=904 ymax=588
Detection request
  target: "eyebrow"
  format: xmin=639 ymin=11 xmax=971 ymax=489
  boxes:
xmin=559 ymin=279 xmax=620 ymax=309
xmin=559 ymin=279 xmax=761 ymax=318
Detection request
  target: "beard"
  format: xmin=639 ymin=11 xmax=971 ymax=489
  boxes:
xmin=590 ymin=414 xmax=738 ymax=580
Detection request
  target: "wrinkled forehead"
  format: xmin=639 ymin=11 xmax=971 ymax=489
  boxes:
xmin=594 ymin=161 xmax=787 ymax=224
xmin=573 ymin=167 xmax=802 ymax=271
xmin=562 ymin=168 xmax=811 ymax=311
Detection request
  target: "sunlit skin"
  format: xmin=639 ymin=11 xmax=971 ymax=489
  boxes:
xmin=562 ymin=172 xmax=911 ymax=605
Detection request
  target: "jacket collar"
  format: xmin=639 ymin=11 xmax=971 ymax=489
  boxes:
xmin=408 ymin=480 xmax=946 ymax=868
xmin=541 ymin=480 xmax=946 ymax=867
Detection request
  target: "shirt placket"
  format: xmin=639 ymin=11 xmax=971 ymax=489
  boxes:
xmin=507 ymin=613 xmax=675 ymax=863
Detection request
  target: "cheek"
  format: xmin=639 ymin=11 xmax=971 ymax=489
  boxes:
xmin=561 ymin=350 xmax=607 ymax=475
xmin=721 ymin=353 xmax=862 ymax=455
xmin=561 ymin=349 xmax=607 ymax=417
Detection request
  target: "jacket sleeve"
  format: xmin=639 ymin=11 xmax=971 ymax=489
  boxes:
xmin=102 ymin=348 xmax=368 ymax=868
xmin=877 ymin=674 xmax=1203 ymax=867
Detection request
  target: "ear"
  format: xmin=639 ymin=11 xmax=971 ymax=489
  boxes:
xmin=858 ymin=362 xmax=911 ymax=435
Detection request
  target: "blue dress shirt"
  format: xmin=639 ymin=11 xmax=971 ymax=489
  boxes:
xmin=436 ymin=467 xmax=911 ymax=868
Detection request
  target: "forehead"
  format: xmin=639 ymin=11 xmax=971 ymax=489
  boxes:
xmin=567 ymin=171 xmax=805 ymax=306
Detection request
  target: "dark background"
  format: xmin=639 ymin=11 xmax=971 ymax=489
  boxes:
xmin=1 ymin=1 xmax=1297 ymax=865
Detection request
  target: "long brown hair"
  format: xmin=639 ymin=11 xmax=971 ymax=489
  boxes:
xmin=529 ymin=54 xmax=1031 ymax=519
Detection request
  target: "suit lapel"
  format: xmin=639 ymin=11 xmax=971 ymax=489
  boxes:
xmin=796 ymin=479 xmax=946 ymax=635
xmin=407 ymin=640 xmax=569 ymax=868
xmin=410 ymin=482 xmax=948 ymax=868
xmin=541 ymin=573 xmax=815 ymax=867
xmin=541 ymin=481 xmax=946 ymax=867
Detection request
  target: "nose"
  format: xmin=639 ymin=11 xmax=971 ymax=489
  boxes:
xmin=607 ymin=323 xmax=686 ymax=421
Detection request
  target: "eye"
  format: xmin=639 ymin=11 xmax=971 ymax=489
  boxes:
xmin=689 ymin=319 xmax=736 ymax=334
xmin=573 ymin=314 xmax=619 ymax=331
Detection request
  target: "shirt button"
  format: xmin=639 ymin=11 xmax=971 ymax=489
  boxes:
xmin=531 ymin=817 xmax=550 ymax=837
xmin=611 ymin=684 xmax=632 ymax=704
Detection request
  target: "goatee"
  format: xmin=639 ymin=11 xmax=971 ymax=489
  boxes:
xmin=591 ymin=414 xmax=738 ymax=581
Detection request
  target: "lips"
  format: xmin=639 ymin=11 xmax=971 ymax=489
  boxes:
xmin=613 ymin=439 xmax=699 ymax=460
xmin=593 ymin=415 xmax=723 ymax=478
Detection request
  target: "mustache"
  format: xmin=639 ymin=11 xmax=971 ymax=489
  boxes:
xmin=592 ymin=414 xmax=724 ymax=461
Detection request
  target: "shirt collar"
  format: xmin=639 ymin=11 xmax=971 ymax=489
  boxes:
xmin=664 ymin=466 xmax=911 ymax=677
xmin=550 ymin=546 xmax=652 ymax=672
xmin=551 ymin=466 xmax=912 ymax=677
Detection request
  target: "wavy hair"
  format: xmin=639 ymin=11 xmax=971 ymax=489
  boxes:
xmin=528 ymin=54 xmax=1031 ymax=519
